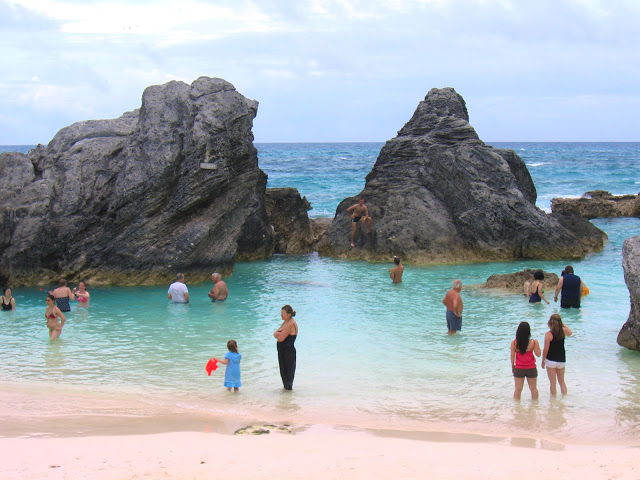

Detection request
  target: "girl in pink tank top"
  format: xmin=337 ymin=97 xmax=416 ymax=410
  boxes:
xmin=510 ymin=321 xmax=541 ymax=400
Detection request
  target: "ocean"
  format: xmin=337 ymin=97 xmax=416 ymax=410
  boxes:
xmin=1 ymin=142 xmax=640 ymax=444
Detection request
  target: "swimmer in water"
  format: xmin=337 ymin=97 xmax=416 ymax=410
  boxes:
xmin=45 ymin=294 xmax=66 ymax=340
xmin=73 ymin=281 xmax=90 ymax=305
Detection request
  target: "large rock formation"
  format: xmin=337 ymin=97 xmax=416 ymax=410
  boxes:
xmin=552 ymin=190 xmax=640 ymax=219
xmin=0 ymin=77 xmax=273 ymax=286
xmin=318 ymin=88 xmax=606 ymax=263
xmin=618 ymin=236 xmax=640 ymax=351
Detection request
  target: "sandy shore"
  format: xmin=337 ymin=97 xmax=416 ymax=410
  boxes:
xmin=2 ymin=426 xmax=639 ymax=480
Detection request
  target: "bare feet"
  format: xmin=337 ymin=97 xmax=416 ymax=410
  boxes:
xmin=350 ymin=242 xmax=355 ymax=247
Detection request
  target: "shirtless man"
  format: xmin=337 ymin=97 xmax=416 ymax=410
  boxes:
xmin=49 ymin=278 xmax=75 ymax=312
xmin=346 ymin=198 xmax=372 ymax=247
xmin=442 ymin=279 xmax=463 ymax=335
xmin=208 ymin=273 xmax=229 ymax=301
xmin=388 ymin=256 xmax=404 ymax=283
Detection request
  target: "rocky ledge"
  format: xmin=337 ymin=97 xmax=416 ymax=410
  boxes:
xmin=551 ymin=190 xmax=640 ymax=219
xmin=618 ymin=236 xmax=640 ymax=351
xmin=480 ymin=268 xmax=559 ymax=294
xmin=318 ymin=88 xmax=606 ymax=263
xmin=0 ymin=77 xmax=274 ymax=286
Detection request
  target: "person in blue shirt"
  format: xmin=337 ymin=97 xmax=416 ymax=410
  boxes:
xmin=217 ymin=339 xmax=241 ymax=392
xmin=554 ymin=265 xmax=584 ymax=308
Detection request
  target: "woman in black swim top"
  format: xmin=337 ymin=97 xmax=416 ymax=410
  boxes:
xmin=273 ymin=304 xmax=298 ymax=390
xmin=528 ymin=270 xmax=550 ymax=304
xmin=2 ymin=287 xmax=15 ymax=311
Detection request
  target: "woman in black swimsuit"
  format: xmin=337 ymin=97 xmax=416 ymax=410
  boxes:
xmin=273 ymin=304 xmax=298 ymax=390
xmin=2 ymin=287 xmax=16 ymax=311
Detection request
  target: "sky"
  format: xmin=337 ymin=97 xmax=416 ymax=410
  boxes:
xmin=1 ymin=0 xmax=639 ymax=145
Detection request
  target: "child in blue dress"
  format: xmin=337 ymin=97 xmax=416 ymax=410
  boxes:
xmin=217 ymin=339 xmax=241 ymax=392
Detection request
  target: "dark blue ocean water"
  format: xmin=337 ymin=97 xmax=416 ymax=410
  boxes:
xmin=256 ymin=142 xmax=640 ymax=217
xmin=2 ymin=142 xmax=640 ymax=442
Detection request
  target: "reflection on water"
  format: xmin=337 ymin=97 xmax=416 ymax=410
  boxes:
xmin=615 ymin=348 xmax=640 ymax=437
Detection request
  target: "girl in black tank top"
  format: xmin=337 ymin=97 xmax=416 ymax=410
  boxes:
xmin=542 ymin=314 xmax=573 ymax=395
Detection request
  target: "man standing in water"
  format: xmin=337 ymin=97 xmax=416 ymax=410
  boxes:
xmin=442 ymin=279 xmax=463 ymax=335
xmin=346 ymin=198 xmax=372 ymax=247
xmin=208 ymin=272 xmax=229 ymax=301
xmin=388 ymin=256 xmax=404 ymax=283
xmin=168 ymin=273 xmax=189 ymax=303
xmin=554 ymin=265 xmax=582 ymax=308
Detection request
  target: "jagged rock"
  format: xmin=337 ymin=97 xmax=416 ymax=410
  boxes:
xmin=618 ymin=236 xmax=640 ymax=351
xmin=0 ymin=77 xmax=273 ymax=286
xmin=265 ymin=188 xmax=316 ymax=254
xmin=318 ymin=87 xmax=606 ymax=263
xmin=552 ymin=190 xmax=640 ymax=219
xmin=265 ymin=188 xmax=332 ymax=254
xmin=480 ymin=268 xmax=559 ymax=294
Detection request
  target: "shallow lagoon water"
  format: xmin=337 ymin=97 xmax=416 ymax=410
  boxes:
xmin=1 ymin=142 xmax=640 ymax=443
xmin=2 ymin=217 xmax=640 ymax=443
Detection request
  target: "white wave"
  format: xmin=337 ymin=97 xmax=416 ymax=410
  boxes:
xmin=526 ymin=162 xmax=548 ymax=167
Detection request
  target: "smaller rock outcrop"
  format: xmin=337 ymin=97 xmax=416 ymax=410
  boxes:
xmin=552 ymin=191 xmax=640 ymax=219
xmin=265 ymin=188 xmax=328 ymax=254
xmin=481 ymin=269 xmax=559 ymax=294
xmin=617 ymin=236 xmax=640 ymax=351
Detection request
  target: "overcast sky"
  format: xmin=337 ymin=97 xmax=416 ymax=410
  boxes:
xmin=1 ymin=0 xmax=638 ymax=145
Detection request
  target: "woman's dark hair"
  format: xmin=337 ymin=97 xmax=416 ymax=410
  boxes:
xmin=515 ymin=322 xmax=531 ymax=354
xmin=47 ymin=294 xmax=56 ymax=302
xmin=564 ymin=265 xmax=574 ymax=274
xmin=282 ymin=305 xmax=296 ymax=317
xmin=533 ymin=270 xmax=544 ymax=281
xmin=227 ymin=339 xmax=238 ymax=353
xmin=548 ymin=314 xmax=565 ymax=341
xmin=3 ymin=286 xmax=11 ymax=295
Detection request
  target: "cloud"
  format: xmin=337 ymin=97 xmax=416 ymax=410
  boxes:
xmin=0 ymin=0 xmax=639 ymax=143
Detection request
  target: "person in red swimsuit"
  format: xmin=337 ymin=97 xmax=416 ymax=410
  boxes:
xmin=73 ymin=281 xmax=90 ymax=306
xmin=45 ymin=294 xmax=66 ymax=340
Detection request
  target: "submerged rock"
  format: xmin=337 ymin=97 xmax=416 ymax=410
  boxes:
xmin=481 ymin=269 xmax=559 ymax=294
xmin=318 ymin=87 xmax=606 ymax=263
xmin=0 ymin=77 xmax=273 ymax=285
xmin=552 ymin=190 xmax=640 ymax=219
xmin=618 ymin=236 xmax=640 ymax=351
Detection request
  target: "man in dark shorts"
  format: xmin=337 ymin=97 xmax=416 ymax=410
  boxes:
xmin=554 ymin=265 xmax=583 ymax=308
xmin=346 ymin=198 xmax=372 ymax=247
xmin=442 ymin=279 xmax=463 ymax=334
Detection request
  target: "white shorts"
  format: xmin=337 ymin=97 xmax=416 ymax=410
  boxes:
xmin=545 ymin=360 xmax=566 ymax=369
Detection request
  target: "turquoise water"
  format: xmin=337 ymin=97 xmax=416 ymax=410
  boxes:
xmin=1 ymin=143 xmax=640 ymax=443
